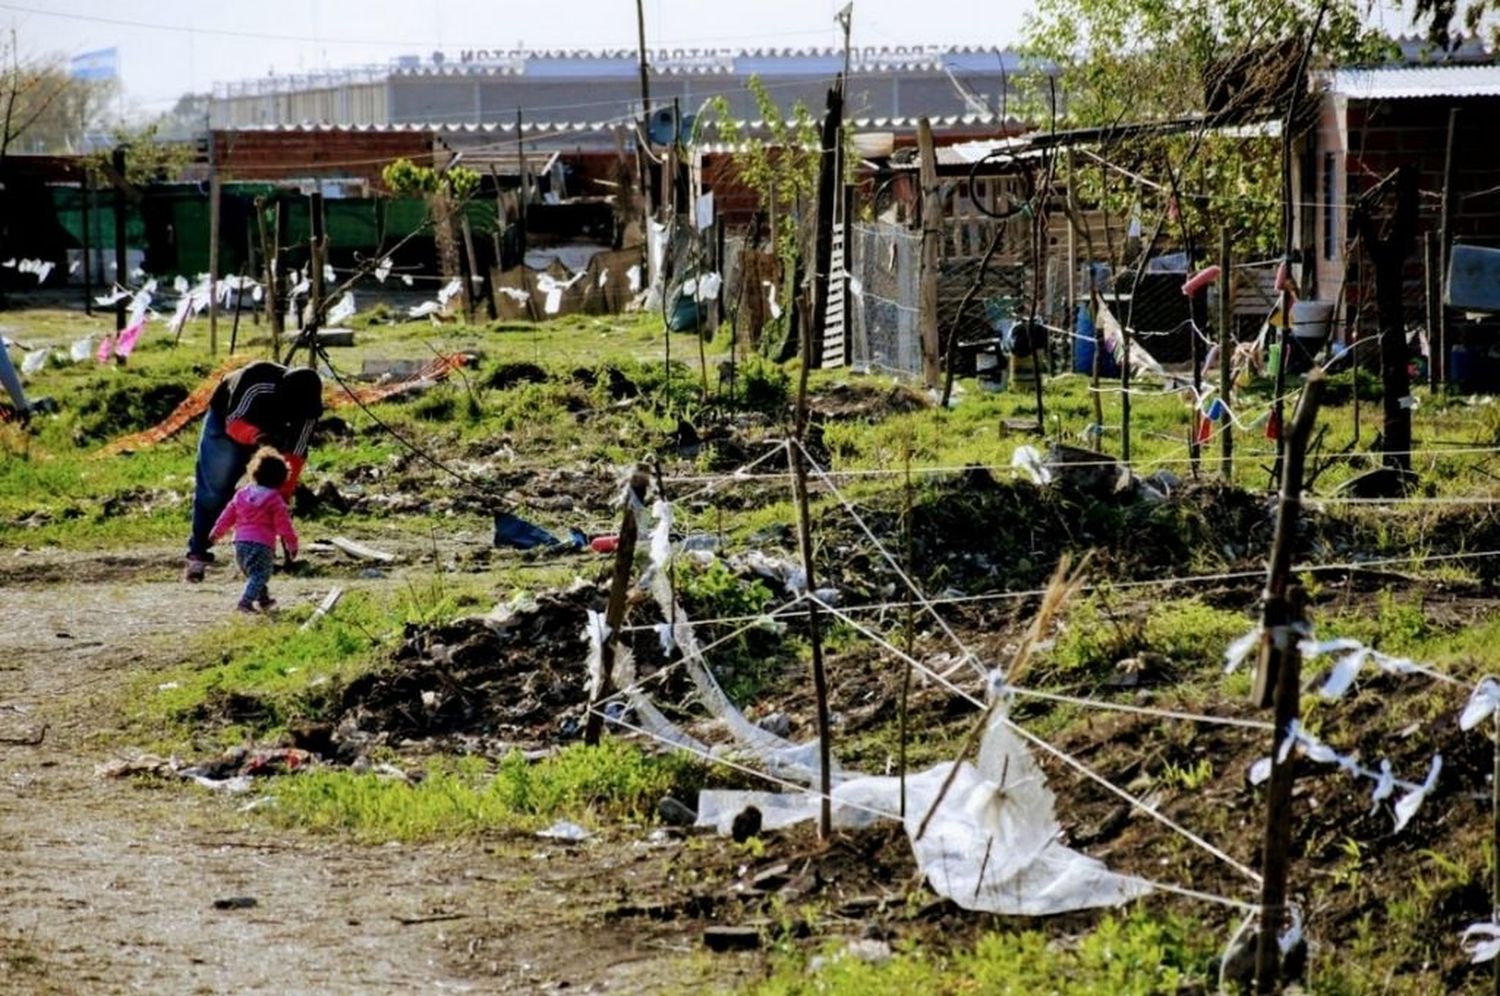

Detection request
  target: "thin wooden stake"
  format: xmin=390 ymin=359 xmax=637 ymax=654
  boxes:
xmin=112 ymin=146 xmax=127 ymax=332
xmin=916 ymin=117 xmax=941 ymax=389
xmin=81 ymin=170 xmax=93 ymax=315
xmin=1425 ymin=231 xmax=1441 ymax=392
xmin=208 ymin=171 xmax=221 ymax=356
xmin=1219 ymin=229 xmax=1234 ymax=480
xmin=786 ymin=88 xmax=843 ymax=841
xmin=899 ymin=435 xmax=915 ymax=819
xmin=1438 ymin=107 xmax=1458 ymax=388
xmin=1252 ymin=370 xmax=1326 ymax=995
xmin=584 ymin=465 xmax=651 ymax=747
xmin=228 ymin=262 xmax=247 ymax=355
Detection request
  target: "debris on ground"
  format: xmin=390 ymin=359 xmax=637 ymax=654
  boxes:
xmin=96 ymin=747 xmax=316 ymax=792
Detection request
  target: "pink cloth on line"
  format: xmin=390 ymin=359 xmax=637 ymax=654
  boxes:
xmin=96 ymin=334 xmax=114 ymax=364
xmin=210 ymin=484 xmax=298 ymax=556
xmin=115 ymin=319 xmax=144 ymax=358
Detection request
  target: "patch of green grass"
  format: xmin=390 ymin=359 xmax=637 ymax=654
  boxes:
xmin=1044 ymin=595 xmax=1250 ymax=680
xmin=751 ymin=909 xmax=1215 ymax=995
xmin=129 ymin=592 xmax=392 ymax=749
xmin=260 ymin=741 xmax=705 ymax=841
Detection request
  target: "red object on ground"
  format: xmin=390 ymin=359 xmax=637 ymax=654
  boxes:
xmin=590 ymin=535 xmax=619 ymax=554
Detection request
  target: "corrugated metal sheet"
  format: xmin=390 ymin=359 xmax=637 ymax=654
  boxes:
xmin=225 ymin=114 xmax=1010 ymax=139
xmin=1328 ymin=65 xmax=1500 ymax=100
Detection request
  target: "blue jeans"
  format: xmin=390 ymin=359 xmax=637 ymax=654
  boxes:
xmin=188 ymin=407 xmax=253 ymax=558
xmin=235 ymin=541 xmax=275 ymax=607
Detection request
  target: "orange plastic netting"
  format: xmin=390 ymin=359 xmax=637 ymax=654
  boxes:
xmin=102 ymin=354 xmax=472 ymax=455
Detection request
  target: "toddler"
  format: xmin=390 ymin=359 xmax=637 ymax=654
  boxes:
xmin=209 ymin=449 xmax=299 ymax=614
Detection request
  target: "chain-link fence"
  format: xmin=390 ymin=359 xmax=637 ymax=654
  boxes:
xmin=849 ymin=222 xmax=923 ymax=377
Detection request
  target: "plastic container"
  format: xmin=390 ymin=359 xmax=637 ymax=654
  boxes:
xmin=976 ymin=349 xmax=1009 ymax=392
xmin=1447 ymin=244 xmax=1500 ymax=314
xmin=1071 ymin=305 xmax=1119 ymax=378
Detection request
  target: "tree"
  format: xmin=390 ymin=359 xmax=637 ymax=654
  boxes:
xmin=1021 ymin=0 xmax=1391 ymax=253
xmin=1408 ymin=0 xmax=1500 ymax=46
xmin=81 ymin=123 xmax=193 ymax=187
xmin=0 ymin=29 xmax=84 ymax=163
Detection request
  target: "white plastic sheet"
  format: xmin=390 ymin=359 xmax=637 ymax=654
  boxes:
xmin=623 ymin=499 xmax=1147 ymax=916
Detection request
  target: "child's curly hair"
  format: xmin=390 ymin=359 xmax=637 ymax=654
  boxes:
xmin=249 ymin=448 xmax=289 ymax=490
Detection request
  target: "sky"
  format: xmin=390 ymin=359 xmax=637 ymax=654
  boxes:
xmin=3 ymin=0 xmax=1056 ymax=115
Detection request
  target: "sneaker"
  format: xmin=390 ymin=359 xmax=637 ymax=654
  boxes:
xmin=235 ymin=602 xmax=258 ymax=615
xmin=184 ymin=556 xmax=208 ymax=583
xmin=257 ymin=597 xmax=278 ymax=612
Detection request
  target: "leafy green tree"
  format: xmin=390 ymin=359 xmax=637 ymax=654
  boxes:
xmin=1407 ymin=0 xmax=1500 ymax=46
xmin=1022 ymin=0 xmax=1393 ymax=253
xmin=706 ymin=77 xmax=821 ymax=274
xmin=82 ymin=123 xmax=193 ymax=186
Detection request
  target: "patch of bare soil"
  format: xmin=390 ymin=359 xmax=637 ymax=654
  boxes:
xmin=0 ymin=552 xmax=760 ymax=994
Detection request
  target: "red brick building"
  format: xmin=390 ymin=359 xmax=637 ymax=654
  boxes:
xmin=1301 ymin=64 xmax=1500 ymax=354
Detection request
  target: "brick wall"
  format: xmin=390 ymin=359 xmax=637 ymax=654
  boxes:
xmin=212 ymin=130 xmax=438 ymax=191
xmin=1314 ymin=95 xmax=1500 ymax=338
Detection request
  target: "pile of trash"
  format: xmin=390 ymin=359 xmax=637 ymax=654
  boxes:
xmin=324 ymin=580 xmax=676 ymax=755
xmin=96 ymin=746 xmax=317 ymax=795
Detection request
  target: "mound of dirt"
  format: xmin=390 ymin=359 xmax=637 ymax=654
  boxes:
xmin=329 ymin=584 xmax=603 ymax=753
xmin=323 ymin=581 xmax=686 ymax=756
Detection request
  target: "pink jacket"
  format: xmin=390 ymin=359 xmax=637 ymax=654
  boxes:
xmin=210 ymin=484 xmax=299 ymax=556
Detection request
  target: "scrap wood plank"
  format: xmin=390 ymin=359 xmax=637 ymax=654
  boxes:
xmin=299 ymin=587 xmax=345 ymax=631
xmin=329 ymin=537 xmax=396 ymax=563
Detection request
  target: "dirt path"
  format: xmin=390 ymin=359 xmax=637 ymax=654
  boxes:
xmin=0 ymin=550 xmax=744 ymax=995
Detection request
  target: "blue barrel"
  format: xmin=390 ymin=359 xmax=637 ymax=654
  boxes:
xmin=1072 ymin=304 xmax=1120 ymax=377
xmin=1450 ymin=345 xmax=1478 ymax=391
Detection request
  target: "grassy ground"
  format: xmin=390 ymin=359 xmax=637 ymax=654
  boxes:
xmin=7 ymin=302 xmax=1500 ymax=992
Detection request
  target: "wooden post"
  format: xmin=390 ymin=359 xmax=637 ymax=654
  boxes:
xmin=1438 ymin=107 xmax=1458 ymax=388
xmin=228 ymin=263 xmax=247 ymax=354
xmin=583 ymin=465 xmax=651 ymax=746
xmin=1354 ymin=167 xmax=1418 ymax=475
xmin=455 ymin=205 xmax=476 ymax=325
xmin=1121 ymin=298 xmax=1133 ymax=463
xmin=246 ymin=220 xmax=259 ymax=325
xmin=917 ymin=117 xmax=941 ymax=388
xmin=463 ymin=214 xmax=495 ymax=319
xmin=80 ymin=171 xmax=93 ymax=315
xmin=1252 ymin=370 xmax=1325 ymax=995
xmin=1189 ymin=260 xmax=1202 ymax=477
xmin=309 ymin=190 xmax=326 ymax=331
xmin=789 ymin=440 xmax=834 ymax=839
xmin=1029 ymin=165 xmax=1049 ymax=435
xmin=1425 ymin=231 xmax=1441 ymax=392
xmin=253 ymin=197 xmax=274 ymax=341
xmin=790 ymin=96 xmax=840 ymax=838
xmin=272 ymin=200 xmax=288 ymax=355
xmin=208 ymin=172 xmax=222 ymax=356
xmin=807 ymin=84 xmax=842 ymax=380
xmin=112 ymin=146 xmax=127 ymax=332
xmin=1270 ymin=284 xmax=1291 ymax=482
xmin=1219 ymin=229 xmax=1234 ymax=480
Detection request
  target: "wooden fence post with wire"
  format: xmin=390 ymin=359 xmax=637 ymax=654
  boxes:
xmin=1252 ymin=369 xmax=1325 ymax=994
xmin=1219 ymin=229 xmax=1235 ymax=480
xmin=584 ymin=465 xmax=652 ymax=747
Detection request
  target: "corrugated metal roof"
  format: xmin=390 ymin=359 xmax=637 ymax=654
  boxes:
xmin=221 ymin=114 xmax=1008 ymax=138
xmin=1328 ymin=65 xmax=1500 ymax=100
